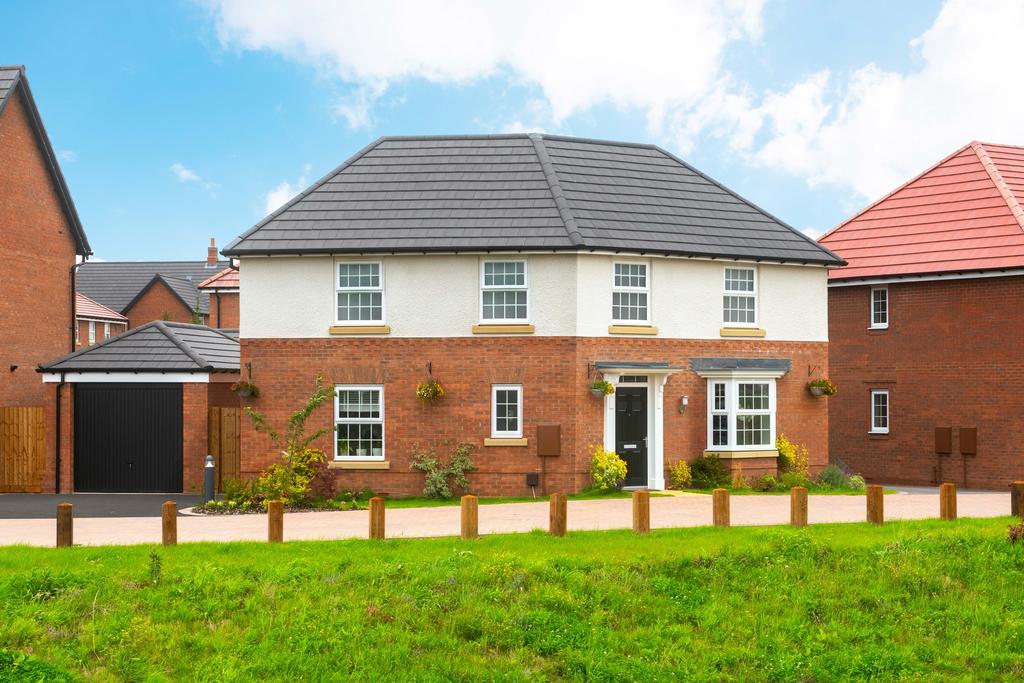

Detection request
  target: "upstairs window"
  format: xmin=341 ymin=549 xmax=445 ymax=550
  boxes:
xmin=723 ymin=267 xmax=756 ymax=325
xmin=491 ymin=384 xmax=523 ymax=438
xmin=481 ymin=260 xmax=528 ymax=322
xmin=336 ymin=262 xmax=383 ymax=324
xmin=612 ymin=262 xmax=649 ymax=323
xmin=88 ymin=321 xmax=96 ymax=346
xmin=870 ymin=390 xmax=889 ymax=434
xmin=870 ymin=287 xmax=888 ymax=329
xmin=335 ymin=386 xmax=384 ymax=459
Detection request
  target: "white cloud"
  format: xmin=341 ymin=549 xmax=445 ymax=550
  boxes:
xmin=264 ymin=163 xmax=312 ymax=215
xmin=57 ymin=149 xmax=78 ymax=163
xmin=170 ymin=162 xmax=218 ymax=195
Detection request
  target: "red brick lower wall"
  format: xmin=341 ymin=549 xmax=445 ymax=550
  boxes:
xmin=240 ymin=337 xmax=829 ymax=496
xmin=828 ymin=276 xmax=1024 ymax=489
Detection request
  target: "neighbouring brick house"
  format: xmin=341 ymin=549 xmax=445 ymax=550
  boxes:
xmin=224 ymin=134 xmax=843 ymax=496
xmin=820 ymin=141 xmax=1024 ymax=489
xmin=0 ymin=65 xmax=91 ymax=493
xmin=76 ymin=239 xmax=231 ymax=329
xmin=75 ymin=292 xmax=127 ymax=348
xmin=198 ymin=264 xmax=240 ymax=328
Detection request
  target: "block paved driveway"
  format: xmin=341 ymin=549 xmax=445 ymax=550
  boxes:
xmin=0 ymin=487 xmax=1012 ymax=547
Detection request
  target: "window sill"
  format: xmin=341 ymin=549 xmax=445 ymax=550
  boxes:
xmin=868 ymin=432 xmax=890 ymax=439
xmin=329 ymin=460 xmax=390 ymax=470
xmin=472 ymin=324 xmax=535 ymax=335
xmin=484 ymin=437 xmax=528 ymax=447
xmin=703 ymin=449 xmax=778 ymax=459
xmin=608 ymin=324 xmax=658 ymax=335
xmin=329 ymin=325 xmax=391 ymax=335
xmin=720 ymin=327 xmax=766 ymax=338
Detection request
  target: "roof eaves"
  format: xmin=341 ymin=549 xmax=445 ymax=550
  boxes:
xmin=973 ymin=142 xmax=1024 ymax=234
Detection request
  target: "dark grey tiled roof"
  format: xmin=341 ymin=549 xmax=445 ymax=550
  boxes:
xmin=0 ymin=65 xmax=90 ymax=255
xmin=690 ymin=357 xmax=792 ymax=373
xmin=39 ymin=321 xmax=239 ymax=373
xmin=77 ymin=260 xmax=231 ymax=315
xmin=224 ymin=134 xmax=842 ymax=265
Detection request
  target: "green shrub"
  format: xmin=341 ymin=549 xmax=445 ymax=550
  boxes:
xmin=847 ymin=474 xmax=866 ymax=490
xmin=589 ymin=444 xmax=627 ymax=491
xmin=817 ymin=464 xmax=847 ymax=489
xmin=221 ymin=478 xmax=251 ymax=503
xmin=668 ymin=460 xmax=692 ymax=489
xmin=778 ymin=470 xmax=812 ymax=490
xmin=752 ymin=474 xmax=777 ymax=492
xmin=776 ymin=433 xmax=810 ymax=476
xmin=689 ymin=454 xmax=730 ymax=489
xmin=411 ymin=442 xmax=477 ymax=499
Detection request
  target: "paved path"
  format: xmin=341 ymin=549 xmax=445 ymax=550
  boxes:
xmin=0 ymin=494 xmax=202 ymax=519
xmin=0 ymin=489 xmax=1012 ymax=547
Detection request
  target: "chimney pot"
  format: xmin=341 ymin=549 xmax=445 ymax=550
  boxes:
xmin=207 ymin=238 xmax=218 ymax=266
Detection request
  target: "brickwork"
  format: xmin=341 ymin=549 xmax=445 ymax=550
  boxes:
xmin=182 ymin=383 xmax=208 ymax=493
xmin=123 ymin=280 xmax=202 ymax=328
xmin=240 ymin=336 xmax=828 ymax=496
xmin=207 ymin=292 xmax=239 ymax=329
xmin=75 ymin=319 xmax=128 ymax=348
xmin=828 ymin=276 xmax=1024 ymax=489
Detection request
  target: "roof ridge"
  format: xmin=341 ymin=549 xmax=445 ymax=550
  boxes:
xmin=155 ymin=321 xmax=211 ymax=370
xmin=528 ymin=134 xmax=583 ymax=246
xmin=972 ymin=142 xmax=1024 ymax=234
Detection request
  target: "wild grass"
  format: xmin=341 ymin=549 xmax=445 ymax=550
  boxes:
xmin=1 ymin=518 xmax=1022 ymax=681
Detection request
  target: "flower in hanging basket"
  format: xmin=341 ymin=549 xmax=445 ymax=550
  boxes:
xmin=416 ymin=379 xmax=445 ymax=402
xmin=590 ymin=380 xmax=615 ymax=397
xmin=231 ymin=380 xmax=259 ymax=398
xmin=806 ymin=378 xmax=837 ymax=397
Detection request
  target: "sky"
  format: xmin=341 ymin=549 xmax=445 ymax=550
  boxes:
xmin=4 ymin=0 xmax=1022 ymax=261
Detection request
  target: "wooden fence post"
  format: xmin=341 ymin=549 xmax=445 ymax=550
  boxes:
xmin=866 ymin=485 xmax=884 ymax=524
xmin=461 ymin=494 xmax=478 ymax=540
xmin=369 ymin=497 xmax=386 ymax=540
xmin=162 ymin=501 xmax=177 ymax=546
xmin=712 ymin=488 xmax=730 ymax=527
xmin=1011 ymin=481 xmax=1024 ymax=518
xmin=549 ymin=493 xmax=567 ymax=537
xmin=939 ymin=482 xmax=957 ymax=521
xmin=790 ymin=486 xmax=808 ymax=528
xmin=267 ymin=500 xmax=283 ymax=543
xmin=56 ymin=503 xmax=73 ymax=548
xmin=632 ymin=490 xmax=650 ymax=534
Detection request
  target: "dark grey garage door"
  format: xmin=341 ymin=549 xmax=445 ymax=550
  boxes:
xmin=74 ymin=383 xmax=183 ymax=493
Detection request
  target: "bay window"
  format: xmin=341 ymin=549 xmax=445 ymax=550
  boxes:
xmin=335 ymin=385 xmax=384 ymax=459
xmin=705 ymin=378 xmax=776 ymax=450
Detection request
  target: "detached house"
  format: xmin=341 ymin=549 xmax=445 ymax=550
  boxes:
xmin=224 ymin=134 xmax=843 ymax=495
xmin=820 ymin=141 xmax=1024 ymax=489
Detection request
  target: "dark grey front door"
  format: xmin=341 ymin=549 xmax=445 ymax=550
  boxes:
xmin=615 ymin=387 xmax=648 ymax=487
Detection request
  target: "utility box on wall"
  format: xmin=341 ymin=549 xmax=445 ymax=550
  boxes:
xmin=537 ymin=425 xmax=561 ymax=457
xmin=934 ymin=427 xmax=952 ymax=454
xmin=960 ymin=427 xmax=977 ymax=456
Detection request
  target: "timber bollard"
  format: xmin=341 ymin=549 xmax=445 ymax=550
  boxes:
xmin=461 ymin=494 xmax=478 ymax=540
xmin=632 ymin=490 xmax=650 ymax=534
xmin=162 ymin=502 xmax=177 ymax=546
xmin=866 ymin=485 xmax=884 ymax=524
xmin=549 ymin=492 xmax=567 ymax=537
xmin=369 ymin=497 xmax=386 ymax=540
xmin=56 ymin=503 xmax=73 ymax=548
xmin=790 ymin=486 xmax=808 ymax=528
xmin=939 ymin=482 xmax=957 ymax=521
xmin=712 ymin=488 xmax=730 ymax=527
xmin=267 ymin=500 xmax=283 ymax=543
xmin=1011 ymin=481 xmax=1024 ymax=518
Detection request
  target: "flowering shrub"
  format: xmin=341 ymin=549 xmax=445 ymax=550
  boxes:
xmin=776 ymin=433 xmax=810 ymax=476
xmin=589 ymin=444 xmax=627 ymax=491
xmin=415 ymin=379 xmax=445 ymax=402
xmin=669 ymin=460 xmax=692 ymax=489
xmin=590 ymin=380 xmax=615 ymax=396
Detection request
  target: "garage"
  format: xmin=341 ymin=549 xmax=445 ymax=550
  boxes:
xmin=40 ymin=321 xmax=240 ymax=493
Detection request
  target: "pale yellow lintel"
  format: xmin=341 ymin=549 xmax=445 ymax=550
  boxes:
xmin=704 ymin=449 xmax=779 ymax=460
xmin=328 ymin=325 xmax=391 ymax=335
xmin=608 ymin=325 xmax=659 ymax=335
xmin=329 ymin=460 xmax=391 ymax=470
xmin=471 ymin=324 xmax=535 ymax=335
xmin=483 ymin=437 xmax=529 ymax=447
xmin=719 ymin=327 xmax=766 ymax=338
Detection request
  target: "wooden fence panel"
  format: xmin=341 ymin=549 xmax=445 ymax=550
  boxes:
xmin=208 ymin=407 xmax=241 ymax=491
xmin=0 ymin=406 xmax=46 ymax=492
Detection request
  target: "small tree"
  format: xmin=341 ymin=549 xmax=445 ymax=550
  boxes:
xmin=190 ymin=293 xmax=203 ymax=325
xmin=245 ymin=374 xmax=334 ymax=456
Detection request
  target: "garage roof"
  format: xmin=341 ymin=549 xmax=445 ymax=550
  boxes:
xmin=38 ymin=321 xmax=239 ymax=373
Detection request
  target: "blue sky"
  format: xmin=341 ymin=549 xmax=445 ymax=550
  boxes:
xmin=5 ymin=0 xmax=1020 ymax=260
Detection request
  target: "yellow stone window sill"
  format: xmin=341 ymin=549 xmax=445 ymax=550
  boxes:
xmin=483 ymin=437 xmax=529 ymax=447
xmin=329 ymin=325 xmax=391 ymax=335
xmin=329 ymin=460 xmax=391 ymax=470
xmin=608 ymin=324 xmax=658 ymax=335
xmin=704 ymin=449 xmax=778 ymax=460
xmin=471 ymin=324 xmax=535 ymax=335
xmin=719 ymin=327 xmax=766 ymax=338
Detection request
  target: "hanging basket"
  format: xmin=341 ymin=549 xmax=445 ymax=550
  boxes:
xmin=590 ymin=380 xmax=614 ymax=398
xmin=806 ymin=378 xmax=837 ymax=397
xmin=231 ymin=380 xmax=259 ymax=398
xmin=808 ymin=386 xmax=825 ymax=397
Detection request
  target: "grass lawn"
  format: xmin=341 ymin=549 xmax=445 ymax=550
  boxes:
xmin=2 ymin=518 xmax=1023 ymax=680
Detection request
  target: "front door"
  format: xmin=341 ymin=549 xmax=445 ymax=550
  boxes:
xmin=615 ymin=387 xmax=648 ymax=487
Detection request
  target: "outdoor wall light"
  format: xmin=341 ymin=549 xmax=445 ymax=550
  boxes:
xmin=679 ymin=395 xmax=689 ymax=413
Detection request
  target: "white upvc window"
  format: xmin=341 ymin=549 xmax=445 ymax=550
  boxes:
xmin=706 ymin=378 xmax=776 ymax=450
xmin=335 ymin=385 xmax=385 ymax=459
xmin=336 ymin=261 xmax=384 ymax=324
xmin=103 ymin=322 xmax=110 ymax=339
xmin=88 ymin=321 xmax=96 ymax=345
xmin=723 ymin=267 xmax=757 ymax=326
xmin=870 ymin=287 xmax=889 ymax=329
xmin=870 ymin=390 xmax=889 ymax=434
xmin=481 ymin=260 xmax=528 ymax=322
xmin=612 ymin=261 xmax=649 ymax=323
xmin=491 ymin=384 xmax=523 ymax=438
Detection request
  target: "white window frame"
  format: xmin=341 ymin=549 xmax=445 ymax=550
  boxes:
xmin=870 ymin=389 xmax=889 ymax=434
xmin=103 ymin=322 xmax=110 ymax=339
xmin=480 ymin=259 xmax=529 ymax=323
xmin=490 ymin=384 xmax=523 ymax=438
xmin=870 ymin=286 xmax=889 ymax=329
xmin=722 ymin=266 xmax=758 ymax=327
xmin=88 ymin=321 xmax=96 ymax=345
xmin=705 ymin=377 xmax=776 ymax=451
xmin=611 ymin=260 xmax=650 ymax=324
xmin=335 ymin=261 xmax=385 ymax=326
xmin=334 ymin=384 xmax=385 ymax=460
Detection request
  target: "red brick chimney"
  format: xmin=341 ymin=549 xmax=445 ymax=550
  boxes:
xmin=207 ymin=238 xmax=218 ymax=266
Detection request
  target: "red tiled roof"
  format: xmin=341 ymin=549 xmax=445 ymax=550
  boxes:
xmin=819 ymin=141 xmax=1024 ymax=281
xmin=197 ymin=266 xmax=239 ymax=289
xmin=75 ymin=291 xmax=127 ymax=321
